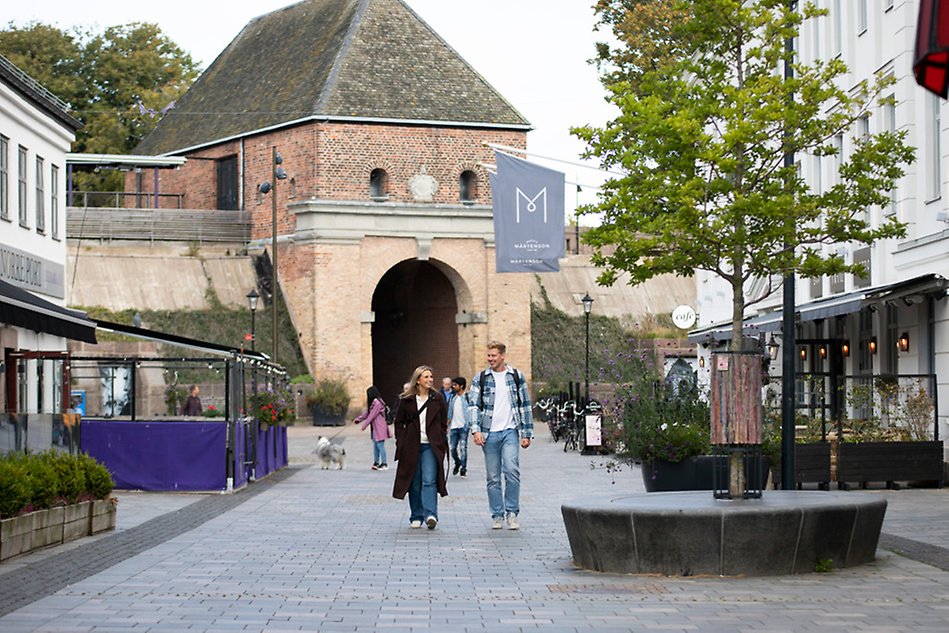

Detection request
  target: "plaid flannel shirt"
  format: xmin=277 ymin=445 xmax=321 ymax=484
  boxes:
xmin=468 ymin=366 xmax=533 ymax=439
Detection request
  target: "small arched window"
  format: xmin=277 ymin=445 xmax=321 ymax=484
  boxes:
xmin=459 ymin=170 xmax=478 ymax=203
xmin=370 ymin=168 xmax=388 ymax=199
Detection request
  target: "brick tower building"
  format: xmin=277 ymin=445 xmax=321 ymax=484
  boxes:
xmin=133 ymin=0 xmax=533 ymax=404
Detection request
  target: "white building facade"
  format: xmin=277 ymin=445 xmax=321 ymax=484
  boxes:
xmin=692 ymin=1 xmax=949 ymax=460
xmin=1 ymin=54 xmax=95 ymax=432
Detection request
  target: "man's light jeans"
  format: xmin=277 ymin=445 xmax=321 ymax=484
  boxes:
xmin=482 ymin=428 xmax=520 ymax=519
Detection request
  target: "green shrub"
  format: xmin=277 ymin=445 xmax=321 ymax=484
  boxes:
xmin=48 ymin=451 xmax=87 ymax=503
xmin=23 ymin=455 xmax=60 ymax=510
xmin=78 ymin=453 xmax=114 ymax=500
xmin=305 ymin=378 xmax=350 ymax=417
xmin=0 ymin=460 xmax=31 ymax=518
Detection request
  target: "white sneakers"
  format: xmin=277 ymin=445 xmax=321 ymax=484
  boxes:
xmin=506 ymin=514 xmax=520 ymax=530
xmin=492 ymin=517 xmax=504 ymax=529
xmin=426 ymin=516 xmax=438 ymax=530
xmin=410 ymin=520 xmax=422 ymax=529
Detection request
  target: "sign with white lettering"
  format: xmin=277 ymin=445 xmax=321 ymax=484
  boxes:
xmin=0 ymin=244 xmax=65 ymax=299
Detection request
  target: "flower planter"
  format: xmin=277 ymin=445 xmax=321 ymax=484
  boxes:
xmin=63 ymin=501 xmax=92 ymax=544
xmin=772 ymin=442 xmax=832 ymax=490
xmin=310 ymin=405 xmax=346 ymax=426
xmin=0 ymin=513 xmax=35 ymax=561
xmin=642 ymin=455 xmax=770 ymax=492
xmin=31 ymin=506 xmax=65 ymax=549
xmin=837 ymin=440 xmax=944 ymax=490
xmin=0 ymin=499 xmax=116 ymax=562
xmin=90 ymin=499 xmax=117 ymax=534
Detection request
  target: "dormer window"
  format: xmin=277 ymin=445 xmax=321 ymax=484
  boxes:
xmin=460 ymin=170 xmax=478 ymax=203
xmin=370 ymin=168 xmax=388 ymax=200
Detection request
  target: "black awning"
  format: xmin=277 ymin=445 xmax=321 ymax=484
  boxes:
xmin=94 ymin=319 xmax=270 ymax=362
xmin=0 ymin=279 xmax=97 ymax=343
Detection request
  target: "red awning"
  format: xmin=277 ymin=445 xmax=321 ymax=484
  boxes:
xmin=915 ymin=0 xmax=949 ymax=97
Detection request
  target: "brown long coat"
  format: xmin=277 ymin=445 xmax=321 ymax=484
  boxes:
xmin=391 ymin=391 xmax=449 ymax=500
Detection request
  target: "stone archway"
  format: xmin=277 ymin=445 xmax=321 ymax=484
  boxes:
xmin=371 ymin=260 xmax=459 ymax=404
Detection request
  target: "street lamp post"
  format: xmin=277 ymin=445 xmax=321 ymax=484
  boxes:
xmin=247 ymin=289 xmax=259 ymax=352
xmin=582 ymin=293 xmax=594 ymax=404
xmin=257 ymin=147 xmax=287 ymax=365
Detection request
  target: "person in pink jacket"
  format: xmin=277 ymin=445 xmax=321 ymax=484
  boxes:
xmin=353 ymin=385 xmax=392 ymax=470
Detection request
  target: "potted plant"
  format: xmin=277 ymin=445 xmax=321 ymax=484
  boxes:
xmin=305 ymin=378 xmax=350 ymax=426
xmin=606 ymin=374 xmax=712 ymax=491
xmin=251 ymin=386 xmax=296 ymax=429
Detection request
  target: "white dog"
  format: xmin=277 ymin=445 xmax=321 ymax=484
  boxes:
xmin=314 ymin=436 xmax=346 ymax=470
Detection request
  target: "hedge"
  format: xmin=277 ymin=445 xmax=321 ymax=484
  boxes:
xmin=0 ymin=450 xmax=114 ymax=520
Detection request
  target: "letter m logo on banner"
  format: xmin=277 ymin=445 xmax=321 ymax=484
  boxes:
xmin=490 ymin=151 xmax=565 ymax=273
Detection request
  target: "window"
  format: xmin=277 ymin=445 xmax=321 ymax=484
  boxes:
xmin=215 ymin=155 xmax=239 ymax=210
xmin=833 ymin=0 xmax=842 ymax=56
xmin=929 ymin=93 xmax=942 ymax=200
xmin=35 ymin=156 xmax=45 ymax=233
xmin=459 ymin=170 xmax=478 ymax=203
xmin=0 ymin=135 xmax=8 ymax=220
xmin=18 ymin=146 xmax=28 ymax=226
xmin=369 ymin=168 xmax=388 ymax=199
xmin=51 ymin=164 xmax=60 ymax=239
xmin=857 ymin=0 xmax=867 ymax=35
xmin=833 ymin=133 xmax=844 ymax=186
xmin=883 ymin=95 xmax=897 ymax=216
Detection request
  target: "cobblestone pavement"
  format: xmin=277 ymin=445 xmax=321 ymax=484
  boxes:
xmin=0 ymin=421 xmax=947 ymax=632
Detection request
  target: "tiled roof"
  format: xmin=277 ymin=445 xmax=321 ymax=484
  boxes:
xmin=134 ymin=0 xmax=529 ymax=155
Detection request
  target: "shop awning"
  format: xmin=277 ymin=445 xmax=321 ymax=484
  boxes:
xmin=689 ymin=273 xmax=948 ymax=343
xmin=0 ymin=279 xmax=97 ymax=343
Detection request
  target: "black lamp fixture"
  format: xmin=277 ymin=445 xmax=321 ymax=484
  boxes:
xmin=898 ymin=332 xmax=910 ymax=352
xmin=799 ymin=346 xmax=807 ymax=361
xmin=842 ymin=340 xmax=850 ymax=357
xmin=257 ymin=148 xmax=288 ymax=364
xmin=869 ymin=336 xmax=878 ymax=355
xmin=819 ymin=345 xmax=827 ymax=359
xmin=581 ymin=292 xmax=594 ymax=403
xmin=767 ymin=334 xmax=780 ymax=361
xmin=247 ymin=289 xmax=260 ymax=352
xmin=914 ymin=0 xmax=949 ymax=98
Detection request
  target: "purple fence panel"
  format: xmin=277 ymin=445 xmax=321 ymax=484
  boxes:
xmin=256 ymin=427 xmax=272 ymax=478
xmin=276 ymin=426 xmax=288 ymax=468
xmin=233 ymin=420 xmax=249 ymax=489
xmin=82 ymin=420 xmax=227 ymax=491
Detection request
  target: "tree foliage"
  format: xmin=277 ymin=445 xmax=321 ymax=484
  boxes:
xmin=0 ymin=21 xmax=200 ymax=189
xmin=575 ymin=0 xmax=915 ymax=349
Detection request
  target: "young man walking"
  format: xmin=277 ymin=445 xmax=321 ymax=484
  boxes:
xmin=469 ymin=341 xmax=533 ymax=530
xmin=447 ymin=377 xmax=471 ymax=478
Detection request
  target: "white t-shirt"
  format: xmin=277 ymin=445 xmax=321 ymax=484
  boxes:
xmin=450 ymin=393 xmax=467 ymax=430
xmin=417 ymin=395 xmax=430 ymax=444
xmin=489 ymin=369 xmax=516 ymax=432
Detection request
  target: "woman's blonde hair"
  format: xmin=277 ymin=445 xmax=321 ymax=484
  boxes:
xmin=401 ymin=365 xmax=434 ymax=398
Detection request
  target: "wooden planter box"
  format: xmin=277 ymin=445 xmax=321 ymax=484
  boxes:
xmin=837 ymin=441 xmax=944 ymax=490
xmin=774 ymin=443 xmax=832 ymax=489
xmin=310 ymin=405 xmax=345 ymax=426
xmin=0 ymin=499 xmax=116 ymax=562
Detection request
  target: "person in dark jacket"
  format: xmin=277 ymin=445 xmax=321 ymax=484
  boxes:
xmin=181 ymin=385 xmax=202 ymax=416
xmin=392 ymin=365 xmax=449 ymax=530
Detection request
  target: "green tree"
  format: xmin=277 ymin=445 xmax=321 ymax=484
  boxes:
xmin=1 ymin=21 xmax=199 ymax=190
xmin=575 ymin=0 xmax=914 ymax=351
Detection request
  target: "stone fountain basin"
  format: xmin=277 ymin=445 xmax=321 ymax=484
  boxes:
xmin=562 ymin=490 xmax=887 ymax=576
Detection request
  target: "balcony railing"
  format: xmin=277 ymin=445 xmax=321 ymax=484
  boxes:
xmin=67 ymin=206 xmax=251 ymax=243
xmin=69 ymin=190 xmax=185 ymax=209
xmin=764 ymin=372 xmax=939 ymax=442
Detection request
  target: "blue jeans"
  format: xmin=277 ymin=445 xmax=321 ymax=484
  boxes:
xmin=370 ymin=427 xmax=387 ymax=465
xmin=449 ymin=427 xmax=468 ymax=470
xmin=482 ymin=428 xmax=520 ymax=519
xmin=408 ymin=444 xmax=438 ymax=522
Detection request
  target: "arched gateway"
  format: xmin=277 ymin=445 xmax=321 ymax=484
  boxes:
xmin=371 ymin=260 xmax=459 ymax=402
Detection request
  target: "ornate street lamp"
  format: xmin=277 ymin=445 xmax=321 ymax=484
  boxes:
xmin=257 ymin=148 xmax=288 ymax=364
xmin=246 ymin=289 xmax=259 ymax=351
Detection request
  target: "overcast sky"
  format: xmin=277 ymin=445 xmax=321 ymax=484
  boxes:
xmin=4 ymin=0 xmax=617 ymax=216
